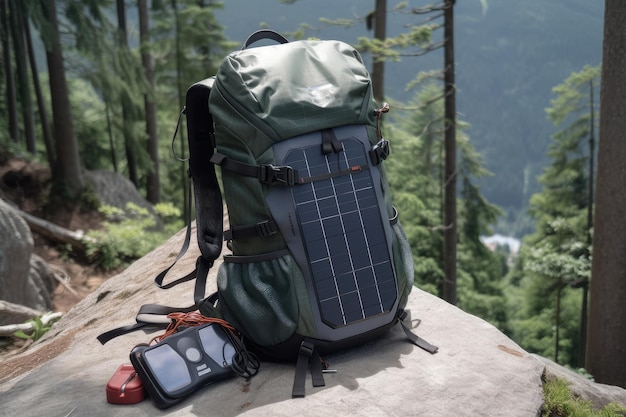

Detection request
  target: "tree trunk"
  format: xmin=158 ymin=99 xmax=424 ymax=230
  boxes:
xmin=41 ymin=0 xmax=84 ymax=196
xmin=138 ymin=0 xmax=160 ymax=204
xmin=116 ymin=0 xmax=139 ymax=187
xmin=21 ymin=1 xmax=55 ymax=172
xmin=372 ymin=0 xmax=386 ymax=104
xmin=442 ymin=0 xmax=457 ymax=304
xmin=586 ymin=0 xmax=626 ymax=389
xmin=172 ymin=0 xmax=188 ymax=218
xmin=0 ymin=0 xmax=19 ymax=143
xmin=9 ymin=0 xmax=36 ymax=153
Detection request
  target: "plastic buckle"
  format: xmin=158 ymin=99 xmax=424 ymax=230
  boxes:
xmin=299 ymin=340 xmax=315 ymax=358
xmin=370 ymin=139 xmax=390 ymax=165
xmin=255 ymin=221 xmax=278 ymax=237
xmin=259 ymin=164 xmax=296 ymax=186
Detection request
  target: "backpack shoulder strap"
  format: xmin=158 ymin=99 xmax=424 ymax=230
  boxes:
xmin=97 ymin=79 xmax=222 ymax=345
xmin=186 ymin=77 xmax=223 ymax=264
xmin=151 ymin=77 xmax=222 ymax=299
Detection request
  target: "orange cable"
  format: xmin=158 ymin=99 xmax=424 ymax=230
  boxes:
xmin=149 ymin=311 xmax=236 ymax=345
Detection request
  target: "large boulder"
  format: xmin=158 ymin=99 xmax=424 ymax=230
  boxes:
xmin=537 ymin=355 xmax=626 ymax=410
xmin=0 ymin=198 xmax=53 ymax=317
xmin=0 ymin=224 xmax=624 ymax=416
xmin=84 ymin=170 xmax=161 ymax=227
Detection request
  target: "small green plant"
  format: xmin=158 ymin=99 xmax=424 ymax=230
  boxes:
xmin=542 ymin=377 xmax=626 ymax=417
xmin=154 ymin=202 xmax=181 ymax=221
xmin=13 ymin=315 xmax=60 ymax=341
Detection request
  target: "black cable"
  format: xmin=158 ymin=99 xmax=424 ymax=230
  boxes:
xmin=222 ymin=326 xmax=260 ymax=379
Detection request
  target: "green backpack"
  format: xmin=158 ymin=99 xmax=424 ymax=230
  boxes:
xmin=99 ymin=30 xmax=436 ymax=398
xmin=195 ymin=30 xmax=436 ymax=394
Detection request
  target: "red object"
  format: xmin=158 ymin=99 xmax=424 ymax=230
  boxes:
xmin=106 ymin=364 xmax=146 ymax=405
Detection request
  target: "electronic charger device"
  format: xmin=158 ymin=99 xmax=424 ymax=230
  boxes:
xmin=129 ymin=322 xmax=238 ymax=409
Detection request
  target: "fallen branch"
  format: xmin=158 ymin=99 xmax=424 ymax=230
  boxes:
xmin=0 ymin=311 xmax=62 ymax=337
xmin=15 ymin=208 xmax=94 ymax=255
xmin=48 ymin=264 xmax=80 ymax=299
xmin=0 ymin=300 xmax=44 ymax=324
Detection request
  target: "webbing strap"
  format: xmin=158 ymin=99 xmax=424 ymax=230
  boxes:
xmin=292 ymin=339 xmax=325 ymax=398
xmin=292 ymin=344 xmax=310 ymax=398
xmin=321 ymin=129 xmax=343 ymax=154
xmin=310 ymin=352 xmax=326 ymax=388
xmin=223 ymin=248 xmax=290 ymax=264
xmin=153 ymin=173 xmax=195 ymax=290
xmin=299 ymin=164 xmax=368 ymax=184
xmin=224 ymin=219 xmax=278 ymax=241
xmin=96 ymin=259 xmax=212 ymax=345
xmin=97 ymin=304 xmax=194 ymax=345
xmin=399 ymin=311 xmax=439 ymax=354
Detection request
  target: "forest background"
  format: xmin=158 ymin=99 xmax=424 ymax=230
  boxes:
xmin=0 ymin=0 xmax=606 ymax=377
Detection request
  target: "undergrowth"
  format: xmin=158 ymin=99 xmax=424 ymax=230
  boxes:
xmin=542 ymin=377 xmax=626 ymax=417
xmin=86 ymin=202 xmax=183 ymax=269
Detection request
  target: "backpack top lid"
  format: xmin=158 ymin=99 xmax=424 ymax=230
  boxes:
xmin=210 ymin=39 xmax=378 ymax=156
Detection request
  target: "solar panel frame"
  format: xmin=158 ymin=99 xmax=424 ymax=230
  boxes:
xmin=266 ymin=125 xmax=398 ymax=340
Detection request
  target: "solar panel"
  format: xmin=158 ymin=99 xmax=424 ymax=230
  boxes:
xmin=285 ymin=137 xmax=397 ymax=328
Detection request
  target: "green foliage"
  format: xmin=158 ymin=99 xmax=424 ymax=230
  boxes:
xmin=357 ymin=24 xmax=436 ymax=63
xmin=386 ymin=84 xmax=445 ymax=294
xmin=542 ymin=378 xmax=626 ymax=417
xmin=151 ymin=0 xmax=236 ymax=103
xmin=386 ymin=83 xmax=506 ymax=327
xmin=154 ymin=202 xmax=182 ymax=221
xmin=546 ymin=65 xmax=601 ymax=127
xmin=13 ymin=315 xmax=60 ymax=341
xmin=506 ymin=65 xmax=599 ymax=368
xmin=86 ymin=202 xmax=183 ymax=270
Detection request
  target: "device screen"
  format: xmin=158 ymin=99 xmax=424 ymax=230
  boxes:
xmin=144 ymin=344 xmax=191 ymax=394
xmin=198 ymin=325 xmax=236 ymax=366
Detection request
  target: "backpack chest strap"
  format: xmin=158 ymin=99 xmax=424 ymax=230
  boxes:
xmin=210 ymin=153 xmax=297 ymax=186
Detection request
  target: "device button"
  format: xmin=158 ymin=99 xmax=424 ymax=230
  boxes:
xmin=185 ymin=347 xmax=202 ymax=363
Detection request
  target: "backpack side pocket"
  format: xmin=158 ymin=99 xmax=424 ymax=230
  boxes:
xmin=216 ymin=250 xmax=308 ymax=347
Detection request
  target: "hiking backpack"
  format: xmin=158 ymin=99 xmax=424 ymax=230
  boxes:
xmin=99 ymin=30 xmax=436 ymax=398
xmin=195 ymin=29 xmax=437 ymax=389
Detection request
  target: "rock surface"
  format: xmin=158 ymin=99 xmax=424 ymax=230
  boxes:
xmin=0 ymin=198 xmax=53 ymax=315
xmin=84 ymin=170 xmax=161 ymax=227
xmin=537 ymin=355 xmax=626 ymax=410
xmin=0 ymin=225 xmax=617 ymax=416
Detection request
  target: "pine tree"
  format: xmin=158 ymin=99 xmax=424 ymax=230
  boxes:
xmin=386 ymin=84 xmax=445 ymax=296
xmin=386 ymin=84 xmax=506 ymax=326
xmin=8 ymin=0 xmax=36 ymax=153
xmin=507 ymin=65 xmax=600 ymax=367
xmin=138 ymin=0 xmax=160 ymax=204
xmin=39 ymin=0 xmax=84 ymax=197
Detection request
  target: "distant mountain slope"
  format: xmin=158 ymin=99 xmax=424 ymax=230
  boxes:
xmin=215 ymin=0 xmax=603 ymax=233
xmin=453 ymin=0 xmax=603 ymax=211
